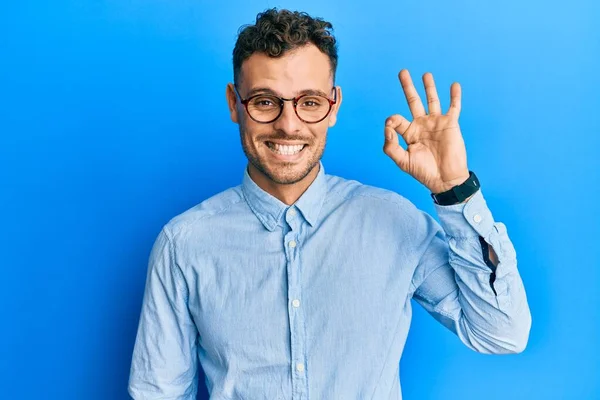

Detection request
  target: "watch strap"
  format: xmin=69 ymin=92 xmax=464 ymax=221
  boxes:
xmin=431 ymin=171 xmax=480 ymax=205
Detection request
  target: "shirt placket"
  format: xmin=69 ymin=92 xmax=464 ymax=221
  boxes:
xmin=284 ymin=206 xmax=308 ymax=400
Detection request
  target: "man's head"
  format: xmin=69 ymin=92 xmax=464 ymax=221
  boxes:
xmin=226 ymin=8 xmax=342 ymax=186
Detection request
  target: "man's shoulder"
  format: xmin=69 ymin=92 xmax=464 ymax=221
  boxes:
xmin=164 ymin=185 xmax=246 ymax=237
xmin=326 ymin=173 xmax=417 ymax=212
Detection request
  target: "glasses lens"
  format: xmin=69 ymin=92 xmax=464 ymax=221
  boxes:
xmin=296 ymin=95 xmax=331 ymax=123
xmin=247 ymin=95 xmax=282 ymax=122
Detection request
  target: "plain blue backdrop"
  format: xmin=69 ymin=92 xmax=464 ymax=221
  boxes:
xmin=1 ymin=0 xmax=599 ymax=399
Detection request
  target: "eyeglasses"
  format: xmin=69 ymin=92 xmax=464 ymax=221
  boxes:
xmin=234 ymin=85 xmax=337 ymax=124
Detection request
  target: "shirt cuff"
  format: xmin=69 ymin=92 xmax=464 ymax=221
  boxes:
xmin=432 ymin=189 xmax=495 ymax=239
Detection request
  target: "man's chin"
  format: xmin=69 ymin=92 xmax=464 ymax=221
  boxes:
xmin=265 ymin=169 xmax=310 ymax=185
xmin=259 ymin=161 xmax=316 ymax=185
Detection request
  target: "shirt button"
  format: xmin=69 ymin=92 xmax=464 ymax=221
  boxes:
xmin=473 ymin=214 xmax=482 ymax=223
xmin=292 ymin=299 xmax=300 ymax=308
xmin=289 ymin=240 xmax=297 ymax=248
xmin=288 ymin=208 xmax=296 ymax=216
xmin=296 ymin=362 xmax=305 ymax=372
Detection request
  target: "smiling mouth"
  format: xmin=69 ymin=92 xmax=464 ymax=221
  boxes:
xmin=265 ymin=141 xmax=308 ymax=156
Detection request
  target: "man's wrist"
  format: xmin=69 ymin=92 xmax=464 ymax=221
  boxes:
xmin=430 ymin=171 xmax=480 ymax=205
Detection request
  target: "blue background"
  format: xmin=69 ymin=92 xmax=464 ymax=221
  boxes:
xmin=1 ymin=0 xmax=598 ymax=399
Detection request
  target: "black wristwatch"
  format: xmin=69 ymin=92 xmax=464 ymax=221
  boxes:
xmin=431 ymin=171 xmax=480 ymax=205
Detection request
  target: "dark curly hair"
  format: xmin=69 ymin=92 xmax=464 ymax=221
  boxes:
xmin=232 ymin=8 xmax=338 ymax=86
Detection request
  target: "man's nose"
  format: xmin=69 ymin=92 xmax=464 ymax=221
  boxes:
xmin=272 ymin=100 xmax=303 ymax=134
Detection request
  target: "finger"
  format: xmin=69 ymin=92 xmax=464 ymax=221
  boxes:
xmin=398 ymin=69 xmax=426 ymax=118
xmin=385 ymin=114 xmax=412 ymax=143
xmin=447 ymin=82 xmax=462 ymax=118
xmin=422 ymin=72 xmax=442 ymax=115
xmin=383 ymin=118 xmax=410 ymax=171
xmin=383 ymin=126 xmax=410 ymax=171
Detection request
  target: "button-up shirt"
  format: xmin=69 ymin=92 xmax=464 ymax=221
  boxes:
xmin=128 ymin=161 xmax=531 ymax=400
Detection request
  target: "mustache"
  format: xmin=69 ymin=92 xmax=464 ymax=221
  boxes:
xmin=259 ymin=133 xmax=312 ymax=143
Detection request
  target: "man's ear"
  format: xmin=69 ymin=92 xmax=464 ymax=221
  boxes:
xmin=226 ymin=83 xmax=239 ymax=124
xmin=328 ymin=86 xmax=343 ymax=127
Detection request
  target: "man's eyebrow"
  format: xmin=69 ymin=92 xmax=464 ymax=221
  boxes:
xmin=297 ymin=88 xmax=331 ymax=97
xmin=246 ymin=87 xmax=278 ymax=97
xmin=246 ymin=87 xmax=331 ymax=98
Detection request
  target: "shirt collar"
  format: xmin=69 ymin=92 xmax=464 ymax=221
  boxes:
xmin=241 ymin=161 xmax=328 ymax=231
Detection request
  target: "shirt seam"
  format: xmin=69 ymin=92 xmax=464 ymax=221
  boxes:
xmin=172 ymin=197 xmax=247 ymax=233
xmin=163 ymin=225 xmax=190 ymax=305
xmin=322 ymin=189 xmax=411 ymax=211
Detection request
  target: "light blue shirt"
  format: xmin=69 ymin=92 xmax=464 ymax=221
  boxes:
xmin=128 ymin=161 xmax=531 ymax=400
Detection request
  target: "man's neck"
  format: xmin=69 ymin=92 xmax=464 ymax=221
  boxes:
xmin=247 ymin=163 xmax=320 ymax=206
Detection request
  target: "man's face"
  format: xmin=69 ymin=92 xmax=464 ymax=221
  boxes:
xmin=227 ymin=44 xmax=342 ymax=185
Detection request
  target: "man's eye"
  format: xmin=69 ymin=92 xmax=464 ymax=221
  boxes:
xmin=300 ymin=98 xmax=322 ymax=107
xmin=252 ymin=97 xmax=278 ymax=108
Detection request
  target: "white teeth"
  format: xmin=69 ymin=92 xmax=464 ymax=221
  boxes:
xmin=268 ymin=142 xmax=305 ymax=155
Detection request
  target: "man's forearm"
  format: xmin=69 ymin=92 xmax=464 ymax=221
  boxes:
xmin=432 ymin=189 xmax=532 ymax=353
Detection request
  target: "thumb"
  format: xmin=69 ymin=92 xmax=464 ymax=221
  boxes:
xmin=383 ymin=125 xmax=409 ymax=172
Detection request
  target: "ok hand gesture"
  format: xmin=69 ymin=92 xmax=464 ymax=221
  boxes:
xmin=383 ymin=69 xmax=470 ymax=194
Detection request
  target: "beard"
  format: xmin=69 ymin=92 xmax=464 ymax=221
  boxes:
xmin=239 ymin=126 xmax=326 ymax=185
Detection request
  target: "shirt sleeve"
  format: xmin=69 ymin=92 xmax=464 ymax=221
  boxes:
xmin=409 ymin=189 xmax=532 ymax=354
xmin=128 ymin=226 xmax=199 ymax=399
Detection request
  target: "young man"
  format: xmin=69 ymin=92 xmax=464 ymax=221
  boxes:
xmin=128 ymin=8 xmax=531 ymax=400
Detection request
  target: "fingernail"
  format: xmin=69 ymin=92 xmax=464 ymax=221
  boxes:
xmin=385 ymin=128 xmax=392 ymax=141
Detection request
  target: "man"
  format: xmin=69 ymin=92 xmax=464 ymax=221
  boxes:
xmin=128 ymin=8 xmax=531 ymax=400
